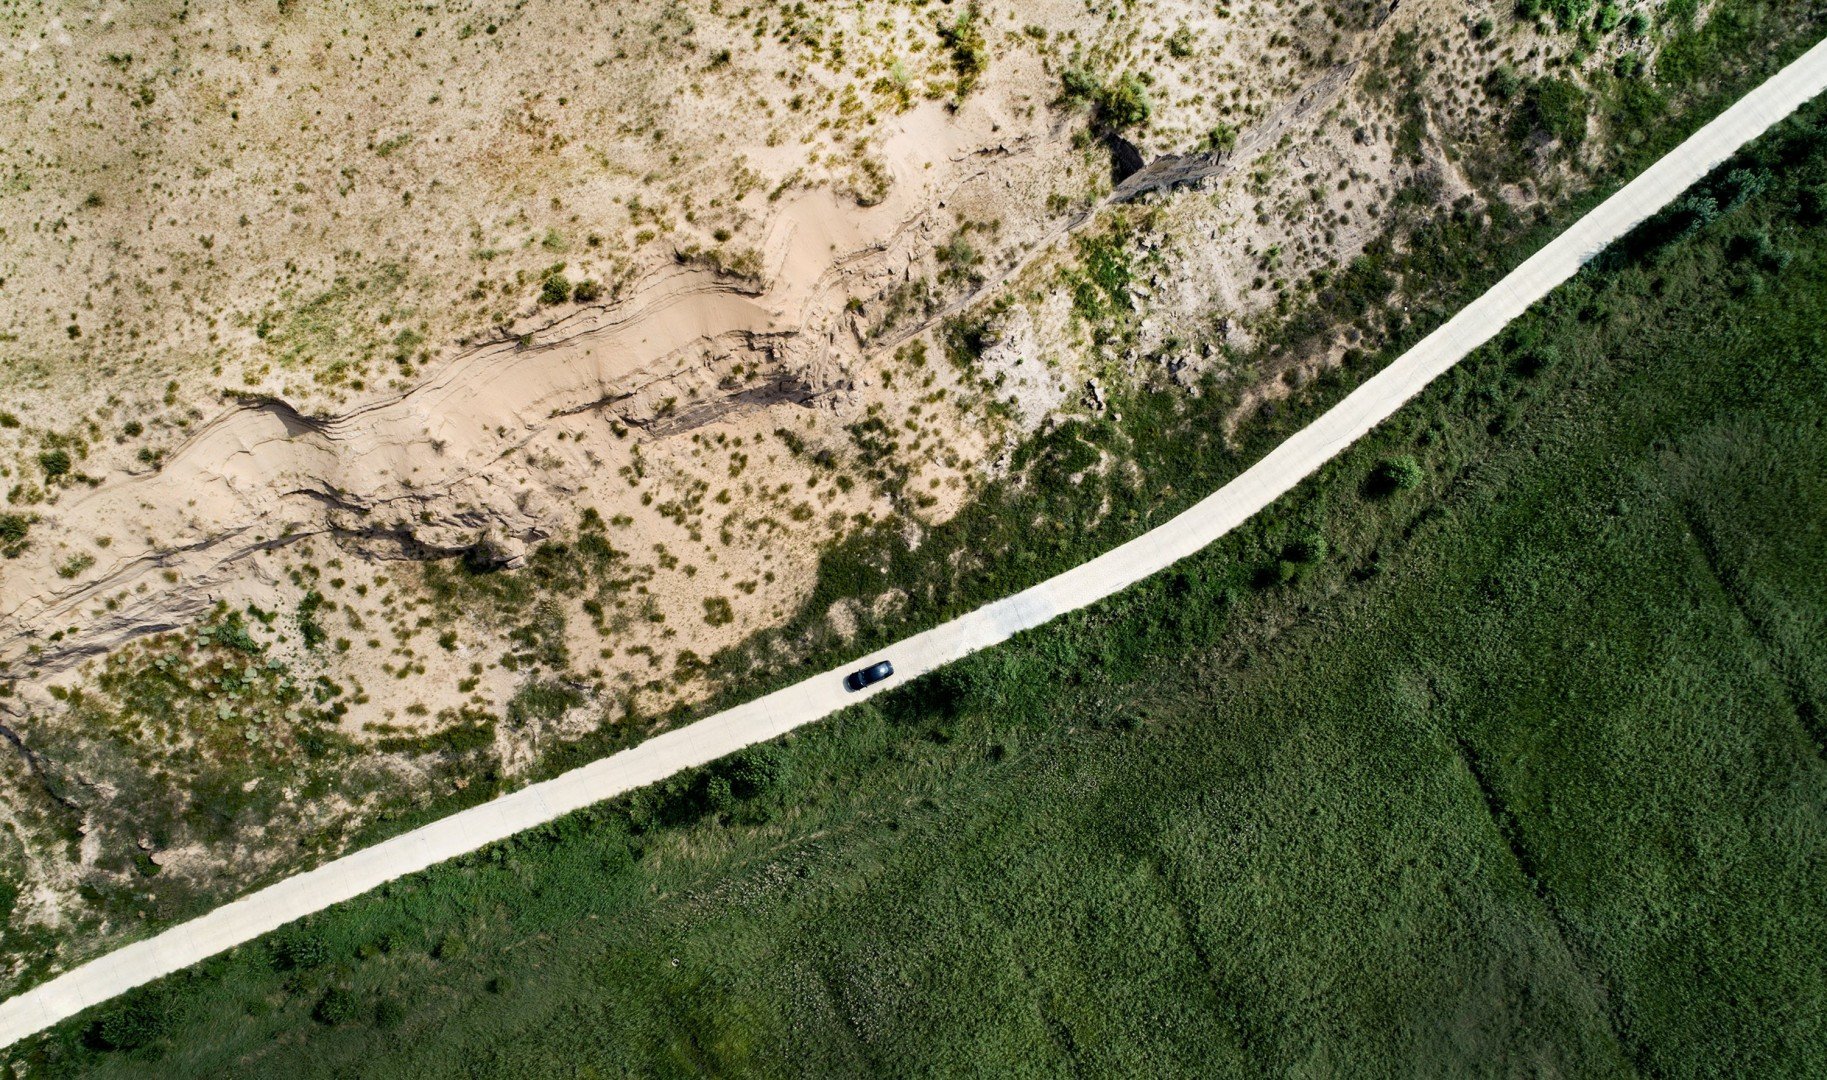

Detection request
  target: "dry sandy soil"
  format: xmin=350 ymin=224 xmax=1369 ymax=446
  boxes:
xmin=0 ymin=0 xmax=1667 ymax=988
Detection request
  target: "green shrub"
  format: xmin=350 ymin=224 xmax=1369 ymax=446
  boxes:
xmin=571 ymin=278 xmax=603 ymax=303
xmin=0 ymin=513 xmax=29 ymax=556
xmin=1060 ymin=66 xmax=1099 ymax=102
xmin=1487 ymin=65 xmax=1522 ymax=101
xmin=1283 ymin=530 xmax=1330 ymax=565
xmin=272 ymin=930 xmax=330 ymax=971
xmin=1520 ymin=77 xmax=1588 ymax=146
xmin=1726 ymin=229 xmax=1790 ymax=273
xmin=1512 ymin=345 xmax=1560 ymax=377
xmin=1096 ymin=74 xmax=1151 ymax=130
xmin=211 ymin=613 xmax=263 ymax=654
xmin=91 ymin=990 xmax=175 ymax=1051
xmin=312 ymin=988 xmax=361 ymax=1025
xmin=1718 ymin=168 xmax=1771 ymax=211
xmin=1671 ymin=193 xmax=1721 ymax=238
xmin=938 ymin=3 xmax=987 ymax=94
xmin=297 ymin=590 xmax=328 ymax=649
xmin=1800 ymin=183 xmax=1827 ymax=224
xmin=373 ymin=996 xmax=405 ymax=1028
xmin=539 ymin=274 xmax=573 ymax=306
xmin=38 ymin=449 xmax=71 ymax=479
xmin=1369 ymin=456 xmax=1426 ymax=495
xmin=1547 ymin=0 xmax=1593 ymax=30
xmin=507 ymin=678 xmax=583 ymax=727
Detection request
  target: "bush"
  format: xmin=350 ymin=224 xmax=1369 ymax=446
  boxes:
xmin=1800 ymin=183 xmax=1827 ymax=224
xmin=0 ymin=513 xmax=29 ymax=555
xmin=373 ymin=996 xmax=405 ymax=1028
xmin=1512 ymin=345 xmax=1560 ymax=377
xmin=571 ymin=278 xmax=603 ymax=303
xmin=1485 ymin=65 xmax=1522 ymax=104
xmin=1060 ymin=66 xmax=1099 ymax=102
xmin=90 ymin=990 xmax=175 ymax=1051
xmin=272 ymin=930 xmax=331 ymax=971
xmin=1717 ymin=168 xmax=1771 ymax=211
xmin=297 ymin=590 xmax=328 ymax=649
xmin=1670 ymin=193 xmax=1721 ymax=238
xmin=539 ymin=273 xmax=573 ymax=307
xmin=1283 ymin=530 xmax=1330 ymax=565
xmin=720 ymin=743 xmax=786 ymax=801
xmin=507 ymin=678 xmax=584 ymax=727
xmin=1547 ymin=0 xmax=1593 ymax=30
xmin=1369 ymin=456 xmax=1426 ymax=495
xmin=312 ymin=988 xmax=361 ymax=1025
xmin=1096 ymin=74 xmax=1151 ymax=130
xmin=938 ymin=4 xmax=987 ymax=94
xmin=1520 ymin=78 xmax=1588 ymax=146
xmin=212 ymin=613 xmax=263 ymax=654
xmin=1726 ymin=230 xmax=1790 ymax=273
xmin=38 ymin=449 xmax=71 ymax=479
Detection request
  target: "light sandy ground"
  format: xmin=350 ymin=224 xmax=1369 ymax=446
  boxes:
xmin=5 ymin=31 xmax=1823 ymax=1046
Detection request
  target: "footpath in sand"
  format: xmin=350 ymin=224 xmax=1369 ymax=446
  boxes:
xmin=3 ymin=33 xmax=1823 ymax=1052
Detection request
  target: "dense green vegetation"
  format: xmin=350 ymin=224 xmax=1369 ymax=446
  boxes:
xmin=13 ymin=87 xmax=1827 ymax=1078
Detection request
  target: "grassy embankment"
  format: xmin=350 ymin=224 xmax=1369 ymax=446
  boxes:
xmin=12 ymin=62 xmax=1827 ymax=1079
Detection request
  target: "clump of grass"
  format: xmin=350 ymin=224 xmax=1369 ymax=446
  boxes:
xmin=0 ymin=513 xmax=30 ymax=557
xmin=506 ymin=679 xmax=583 ymax=727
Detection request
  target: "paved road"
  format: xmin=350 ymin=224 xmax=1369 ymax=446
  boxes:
xmin=4 ymin=34 xmax=1825 ymax=1051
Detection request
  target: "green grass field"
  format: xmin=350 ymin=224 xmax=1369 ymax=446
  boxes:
xmin=11 ymin=90 xmax=1827 ymax=1079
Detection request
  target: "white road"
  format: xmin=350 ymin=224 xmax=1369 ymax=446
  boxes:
xmin=4 ymin=34 xmax=1826 ymax=1052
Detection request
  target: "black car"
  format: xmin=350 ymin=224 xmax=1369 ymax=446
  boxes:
xmin=844 ymin=660 xmax=894 ymax=692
